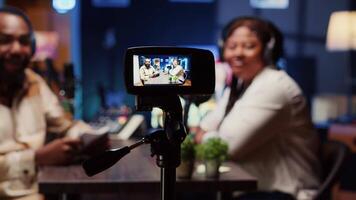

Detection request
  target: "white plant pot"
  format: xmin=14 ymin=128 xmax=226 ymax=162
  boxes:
xmin=205 ymin=160 xmax=220 ymax=179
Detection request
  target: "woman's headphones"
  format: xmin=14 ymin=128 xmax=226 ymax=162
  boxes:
xmin=264 ymin=33 xmax=276 ymax=65
xmin=0 ymin=6 xmax=36 ymax=56
xmin=218 ymin=16 xmax=283 ymax=65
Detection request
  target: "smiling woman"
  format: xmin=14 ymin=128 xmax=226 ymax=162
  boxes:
xmin=196 ymin=16 xmax=321 ymax=200
xmin=223 ymin=26 xmax=264 ymax=84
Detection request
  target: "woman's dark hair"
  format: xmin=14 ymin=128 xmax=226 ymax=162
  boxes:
xmin=224 ymin=76 xmax=240 ymax=118
xmin=172 ymin=58 xmax=180 ymax=65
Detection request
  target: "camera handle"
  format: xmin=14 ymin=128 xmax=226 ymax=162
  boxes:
xmin=82 ymin=95 xmax=186 ymax=200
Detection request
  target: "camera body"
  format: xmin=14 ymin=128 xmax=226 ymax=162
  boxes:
xmin=124 ymin=46 xmax=215 ymax=95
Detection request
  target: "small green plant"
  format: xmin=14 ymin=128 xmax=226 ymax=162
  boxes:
xmin=180 ymin=135 xmax=195 ymax=161
xmin=196 ymin=137 xmax=228 ymax=162
xmin=169 ymin=75 xmax=178 ymax=83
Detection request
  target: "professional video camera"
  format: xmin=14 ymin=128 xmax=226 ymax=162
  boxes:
xmin=83 ymin=47 xmax=215 ymax=200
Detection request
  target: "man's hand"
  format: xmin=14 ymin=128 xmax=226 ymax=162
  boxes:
xmin=35 ymin=137 xmax=81 ymax=166
xmin=80 ymin=133 xmax=110 ymax=156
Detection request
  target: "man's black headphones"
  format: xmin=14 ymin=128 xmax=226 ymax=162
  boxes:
xmin=0 ymin=6 xmax=36 ymax=56
xmin=218 ymin=16 xmax=283 ymax=66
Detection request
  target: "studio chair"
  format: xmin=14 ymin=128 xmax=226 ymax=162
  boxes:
xmin=234 ymin=140 xmax=350 ymax=200
xmin=180 ymin=71 xmax=188 ymax=84
xmin=313 ymin=140 xmax=350 ymax=200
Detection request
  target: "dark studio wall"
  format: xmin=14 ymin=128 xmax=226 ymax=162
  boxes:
xmin=81 ymin=0 xmax=217 ymax=120
xmin=217 ymin=0 xmax=351 ymax=101
xmin=81 ymin=0 xmax=353 ymax=120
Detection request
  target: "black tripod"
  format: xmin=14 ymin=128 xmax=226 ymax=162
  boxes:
xmin=82 ymin=95 xmax=186 ymax=200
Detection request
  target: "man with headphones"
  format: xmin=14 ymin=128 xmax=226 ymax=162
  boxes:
xmin=0 ymin=7 xmax=94 ymax=200
xmin=196 ymin=17 xmax=320 ymax=200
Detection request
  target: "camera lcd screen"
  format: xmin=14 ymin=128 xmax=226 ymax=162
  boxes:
xmin=125 ymin=47 xmax=215 ymax=95
xmin=133 ymin=55 xmax=191 ymax=87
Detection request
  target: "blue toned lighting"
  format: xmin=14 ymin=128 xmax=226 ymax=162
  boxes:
xmin=92 ymin=0 xmax=130 ymax=8
xmin=184 ymin=45 xmax=219 ymax=61
xmin=250 ymin=0 xmax=289 ymax=9
xmin=170 ymin=0 xmax=214 ymax=3
xmin=52 ymin=0 xmax=76 ymax=14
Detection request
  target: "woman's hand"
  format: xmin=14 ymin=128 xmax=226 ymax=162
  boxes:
xmin=194 ymin=127 xmax=206 ymax=144
xmin=35 ymin=137 xmax=81 ymax=166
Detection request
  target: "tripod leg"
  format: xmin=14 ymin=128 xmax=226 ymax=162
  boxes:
xmin=161 ymin=167 xmax=176 ymax=200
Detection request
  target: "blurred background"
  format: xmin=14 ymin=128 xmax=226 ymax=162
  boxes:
xmin=2 ymin=0 xmax=356 ymax=199
xmin=3 ymin=0 xmax=354 ymax=124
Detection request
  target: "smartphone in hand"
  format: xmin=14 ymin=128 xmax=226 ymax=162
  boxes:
xmin=80 ymin=132 xmax=110 ymax=156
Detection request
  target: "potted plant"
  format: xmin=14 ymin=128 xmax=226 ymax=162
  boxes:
xmin=169 ymin=75 xmax=178 ymax=83
xmin=177 ymin=135 xmax=196 ymax=179
xmin=196 ymin=137 xmax=228 ymax=179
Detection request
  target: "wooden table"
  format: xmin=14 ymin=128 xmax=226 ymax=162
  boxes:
xmin=328 ymin=124 xmax=356 ymax=152
xmin=143 ymin=71 xmax=191 ymax=86
xmin=144 ymin=71 xmax=172 ymax=85
xmin=38 ymin=140 xmax=257 ymax=199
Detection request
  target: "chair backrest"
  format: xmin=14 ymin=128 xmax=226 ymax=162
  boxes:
xmin=313 ymin=140 xmax=350 ymax=200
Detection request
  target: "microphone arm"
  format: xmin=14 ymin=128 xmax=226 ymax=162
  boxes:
xmin=82 ymin=137 xmax=147 ymax=177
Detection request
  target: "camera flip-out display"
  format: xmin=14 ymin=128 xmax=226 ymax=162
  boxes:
xmin=124 ymin=47 xmax=215 ymax=95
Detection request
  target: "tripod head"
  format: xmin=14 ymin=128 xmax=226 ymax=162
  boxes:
xmin=136 ymin=95 xmax=186 ymax=145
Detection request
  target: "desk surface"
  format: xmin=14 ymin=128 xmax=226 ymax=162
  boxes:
xmin=38 ymin=140 xmax=257 ymax=194
xmin=328 ymin=124 xmax=356 ymax=152
xmin=144 ymin=71 xmax=172 ymax=85
xmin=143 ymin=71 xmax=191 ymax=86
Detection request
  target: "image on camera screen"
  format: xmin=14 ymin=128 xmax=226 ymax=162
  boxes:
xmin=133 ymin=54 xmax=192 ymax=87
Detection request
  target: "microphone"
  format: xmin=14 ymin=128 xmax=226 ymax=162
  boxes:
xmin=82 ymin=146 xmax=130 ymax=177
xmin=82 ymin=139 xmax=146 ymax=176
